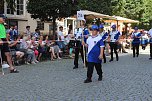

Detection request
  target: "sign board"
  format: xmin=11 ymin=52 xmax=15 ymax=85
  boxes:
xmin=77 ymin=11 xmax=84 ymax=20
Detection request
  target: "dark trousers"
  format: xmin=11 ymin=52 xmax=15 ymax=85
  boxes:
xmin=150 ymin=43 xmax=152 ymax=58
xmin=74 ymin=40 xmax=87 ymax=67
xmin=87 ymin=62 xmax=102 ymax=80
xmin=109 ymin=42 xmax=118 ymax=60
xmin=132 ymin=44 xmax=139 ymax=57
xmin=103 ymin=47 xmax=106 ymax=63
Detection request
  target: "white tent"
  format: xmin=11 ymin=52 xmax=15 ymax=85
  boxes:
xmin=75 ymin=10 xmax=116 ymax=20
xmin=113 ymin=16 xmax=139 ymax=23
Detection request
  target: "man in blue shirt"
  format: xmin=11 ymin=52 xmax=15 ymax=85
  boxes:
xmin=131 ymin=27 xmax=141 ymax=57
xmin=82 ymin=25 xmax=104 ymax=83
xmin=99 ymin=24 xmax=109 ymax=63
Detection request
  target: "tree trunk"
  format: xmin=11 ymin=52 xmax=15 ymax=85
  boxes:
xmin=52 ymin=17 xmax=56 ymax=40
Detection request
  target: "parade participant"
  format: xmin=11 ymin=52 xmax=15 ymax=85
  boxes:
xmin=73 ymin=19 xmax=89 ymax=69
xmin=109 ymin=24 xmax=121 ymax=62
xmin=148 ymin=27 xmax=152 ymax=60
xmin=99 ymin=24 xmax=109 ymax=63
xmin=0 ymin=14 xmax=19 ymax=73
xmin=83 ymin=25 xmax=104 ymax=83
xmin=131 ymin=27 xmax=141 ymax=57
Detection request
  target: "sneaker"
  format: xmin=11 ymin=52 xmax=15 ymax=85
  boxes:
xmin=31 ymin=61 xmax=36 ymax=64
xmin=84 ymin=79 xmax=92 ymax=83
xmin=35 ymin=60 xmax=39 ymax=63
xmin=2 ymin=64 xmax=10 ymax=68
xmin=26 ymin=62 xmax=30 ymax=65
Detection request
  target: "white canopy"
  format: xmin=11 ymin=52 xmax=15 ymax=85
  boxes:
xmin=75 ymin=10 xmax=116 ymax=20
xmin=113 ymin=16 xmax=139 ymax=23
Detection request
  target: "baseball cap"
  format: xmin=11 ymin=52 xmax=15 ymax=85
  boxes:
xmin=91 ymin=25 xmax=99 ymax=31
xmin=99 ymin=24 xmax=104 ymax=29
xmin=111 ymin=24 xmax=116 ymax=29
xmin=0 ymin=14 xmax=7 ymax=19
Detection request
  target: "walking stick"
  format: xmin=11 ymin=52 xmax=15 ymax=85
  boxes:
xmin=82 ymin=33 xmax=86 ymax=68
xmin=0 ymin=50 xmax=4 ymax=75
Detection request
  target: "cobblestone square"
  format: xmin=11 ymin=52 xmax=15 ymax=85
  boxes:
xmin=0 ymin=48 xmax=152 ymax=101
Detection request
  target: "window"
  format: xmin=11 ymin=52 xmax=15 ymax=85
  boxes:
xmin=6 ymin=0 xmax=24 ymax=15
xmin=17 ymin=0 xmax=24 ymax=15
xmin=37 ymin=21 xmax=44 ymax=30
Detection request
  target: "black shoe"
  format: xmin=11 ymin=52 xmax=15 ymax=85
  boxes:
xmin=136 ymin=54 xmax=139 ymax=57
xmin=84 ymin=79 xmax=92 ymax=83
xmin=104 ymin=61 xmax=106 ymax=63
xmin=109 ymin=59 xmax=113 ymax=62
xmin=149 ymin=58 xmax=152 ymax=60
xmin=10 ymin=69 xmax=19 ymax=73
xmin=98 ymin=77 xmax=102 ymax=81
xmin=73 ymin=66 xmax=78 ymax=69
xmin=116 ymin=58 xmax=119 ymax=61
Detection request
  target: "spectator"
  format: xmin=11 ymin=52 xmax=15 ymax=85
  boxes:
xmin=8 ymin=35 xmax=24 ymax=65
xmin=32 ymin=29 xmax=40 ymax=41
xmin=57 ymin=26 xmax=66 ymax=52
xmin=37 ymin=35 xmax=46 ymax=61
xmin=20 ymin=36 xmax=38 ymax=64
xmin=24 ymin=26 xmax=31 ymax=36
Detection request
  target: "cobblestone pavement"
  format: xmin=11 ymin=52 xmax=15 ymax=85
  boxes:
xmin=0 ymin=48 xmax=152 ymax=101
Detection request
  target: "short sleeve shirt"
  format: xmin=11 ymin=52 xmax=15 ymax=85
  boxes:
xmin=110 ymin=31 xmax=121 ymax=42
xmin=0 ymin=24 xmax=6 ymax=38
xmin=58 ymin=31 xmax=65 ymax=41
xmin=86 ymin=34 xmax=104 ymax=63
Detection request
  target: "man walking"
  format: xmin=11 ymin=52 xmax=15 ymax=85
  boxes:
xmin=99 ymin=24 xmax=109 ymax=63
xmin=73 ymin=19 xmax=89 ymax=69
xmin=0 ymin=14 xmax=19 ymax=73
xmin=109 ymin=24 xmax=121 ymax=62
xmin=83 ymin=24 xmax=104 ymax=83
xmin=131 ymin=27 xmax=141 ymax=58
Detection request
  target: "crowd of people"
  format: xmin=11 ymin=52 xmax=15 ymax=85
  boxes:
xmin=1 ymin=14 xmax=152 ymax=82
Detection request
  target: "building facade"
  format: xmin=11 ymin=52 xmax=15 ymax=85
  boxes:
xmin=3 ymin=0 xmax=76 ymax=35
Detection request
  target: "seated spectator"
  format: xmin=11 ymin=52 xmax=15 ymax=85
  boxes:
xmin=20 ymin=36 xmax=38 ymax=64
xmin=31 ymin=37 xmax=39 ymax=60
xmin=8 ymin=35 xmax=24 ymax=65
xmin=37 ymin=35 xmax=46 ymax=61
xmin=46 ymin=36 xmax=61 ymax=60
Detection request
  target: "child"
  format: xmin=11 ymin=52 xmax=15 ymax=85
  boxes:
xmin=83 ymin=25 xmax=104 ymax=83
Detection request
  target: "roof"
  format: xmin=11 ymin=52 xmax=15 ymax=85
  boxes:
xmin=113 ymin=16 xmax=139 ymax=23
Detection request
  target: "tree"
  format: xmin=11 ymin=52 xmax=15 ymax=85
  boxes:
xmin=78 ymin=0 xmax=112 ymax=15
xmin=27 ymin=0 xmax=78 ymax=37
